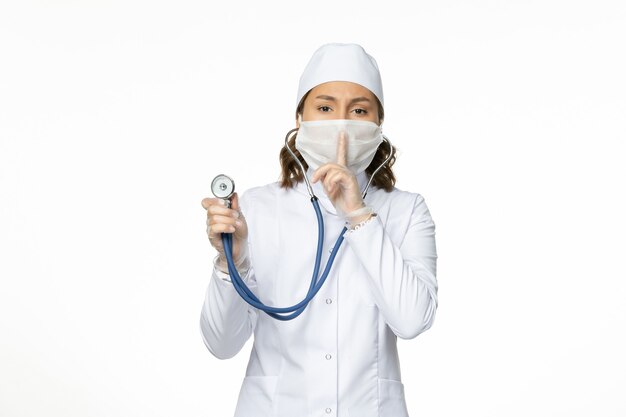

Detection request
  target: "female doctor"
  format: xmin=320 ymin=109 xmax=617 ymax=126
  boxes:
xmin=199 ymin=43 xmax=438 ymax=417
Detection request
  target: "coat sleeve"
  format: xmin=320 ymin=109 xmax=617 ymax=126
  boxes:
xmin=199 ymin=192 xmax=259 ymax=360
xmin=342 ymin=193 xmax=438 ymax=340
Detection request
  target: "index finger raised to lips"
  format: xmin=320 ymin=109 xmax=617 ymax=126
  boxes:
xmin=336 ymin=131 xmax=347 ymax=167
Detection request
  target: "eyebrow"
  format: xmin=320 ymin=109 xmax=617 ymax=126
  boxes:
xmin=315 ymin=95 xmax=372 ymax=105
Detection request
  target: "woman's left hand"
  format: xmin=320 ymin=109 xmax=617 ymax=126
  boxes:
xmin=311 ymin=132 xmax=366 ymax=217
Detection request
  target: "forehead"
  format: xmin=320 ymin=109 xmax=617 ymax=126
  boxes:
xmin=309 ymin=81 xmax=376 ymax=99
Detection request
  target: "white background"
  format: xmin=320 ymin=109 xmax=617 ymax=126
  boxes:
xmin=1 ymin=1 xmax=624 ymax=416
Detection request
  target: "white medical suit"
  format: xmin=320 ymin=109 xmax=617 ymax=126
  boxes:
xmin=200 ymin=166 xmax=438 ymax=417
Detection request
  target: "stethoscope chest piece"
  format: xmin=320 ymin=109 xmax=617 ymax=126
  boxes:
xmin=211 ymin=174 xmax=235 ymax=208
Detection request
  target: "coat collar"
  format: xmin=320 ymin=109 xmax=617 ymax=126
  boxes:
xmin=294 ymin=166 xmax=372 ymax=216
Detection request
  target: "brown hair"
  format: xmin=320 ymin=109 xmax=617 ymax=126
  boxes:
xmin=278 ymin=90 xmax=397 ymax=192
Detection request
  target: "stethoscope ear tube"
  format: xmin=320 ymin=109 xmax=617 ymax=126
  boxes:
xmin=221 ymin=197 xmax=349 ymax=320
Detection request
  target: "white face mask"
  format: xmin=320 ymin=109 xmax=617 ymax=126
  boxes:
xmin=295 ymin=115 xmax=383 ymax=175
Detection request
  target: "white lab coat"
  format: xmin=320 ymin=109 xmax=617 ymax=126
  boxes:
xmin=200 ymin=167 xmax=438 ymax=417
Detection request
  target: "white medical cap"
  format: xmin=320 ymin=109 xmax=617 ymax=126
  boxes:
xmin=296 ymin=43 xmax=384 ymax=111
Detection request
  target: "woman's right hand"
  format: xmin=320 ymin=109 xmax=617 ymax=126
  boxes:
xmin=201 ymin=192 xmax=249 ymax=272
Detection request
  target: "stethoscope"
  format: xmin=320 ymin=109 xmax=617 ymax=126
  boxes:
xmin=210 ymin=127 xmax=393 ymax=321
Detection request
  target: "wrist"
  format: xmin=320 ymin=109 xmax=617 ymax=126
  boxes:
xmin=348 ymin=212 xmax=377 ymax=230
xmin=214 ymin=251 xmax=250 ymax=275
xmin=214 ymin=255 xmax=229 ymax=273
xmin=344 ymin=204 xmax=373 ymax=220
xmin=349 ymin=212 xmax=373 ymax=227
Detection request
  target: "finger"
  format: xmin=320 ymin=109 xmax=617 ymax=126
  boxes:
xmin=207 ymin=214 xmax=240 ymax=227
xmin=207 ymin=228 xmax=225 ymax=247
xmin=326 ymin=169 xmax=344 ymax=187
xmin=336 ymin=131 xmax=347 ymax=166
xmin=311 ymin=163 xmax=340 ymax=183
xmin=202 ymin=197 xmax=226 ymax=210
xmin=324 ymin=170 xmax=344 ymax=193
xmin=208 ymin=222 xmax=237 ymax=235
xmin=207 ymin=205 xmax=240 ymax=219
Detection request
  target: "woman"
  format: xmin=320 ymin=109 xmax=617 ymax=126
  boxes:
xmin=200 ymin=43 xmax=438 ymax=417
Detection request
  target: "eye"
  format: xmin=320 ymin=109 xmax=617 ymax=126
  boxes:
xmin=353 ymin=108 xmax=368 ymax=115
xmin=318 ymin=106 xmax=332 ymax=112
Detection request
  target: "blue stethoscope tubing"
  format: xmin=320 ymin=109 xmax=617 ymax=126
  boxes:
xmin=222 ymin=197 xmax=347 ymax=320
xmin=220 ymin=127 xmax=393 ymax=320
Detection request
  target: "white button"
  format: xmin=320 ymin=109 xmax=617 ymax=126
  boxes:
xmin=325 ymin=353 xmax=332 ymax=360
xmin=328 ymin=247 xmax=334 ymax=253
xmin=326 ymin=298 xmax=332 ymax=304
xmin=325 ymin=408 xmax=332 ymax=414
